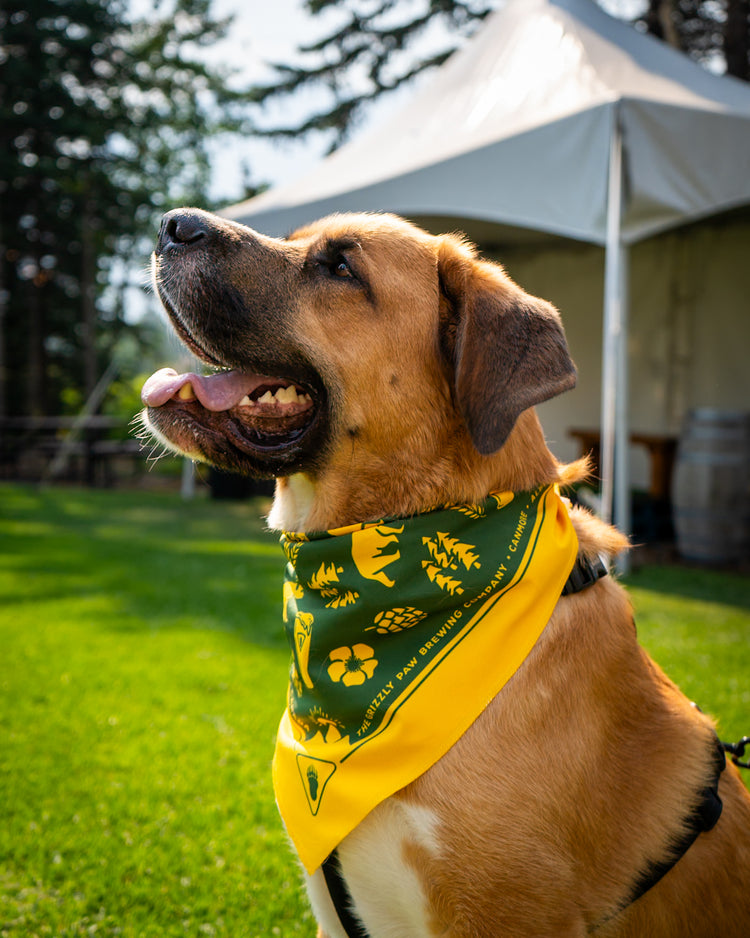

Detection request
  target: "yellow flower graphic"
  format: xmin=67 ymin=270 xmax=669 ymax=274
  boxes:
xmin=327 ymin=644 xmax=378 ymax=687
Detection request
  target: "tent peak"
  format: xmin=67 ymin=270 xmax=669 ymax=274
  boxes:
xmin=226 ymin=0 xmax=750 ymax=246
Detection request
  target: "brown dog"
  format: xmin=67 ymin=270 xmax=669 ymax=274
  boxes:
xmin=141 ymin=209 xmax=750 ymax=937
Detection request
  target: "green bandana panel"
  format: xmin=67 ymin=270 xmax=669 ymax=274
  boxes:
xmin=282 ymin=485 xmax=554 ymax=753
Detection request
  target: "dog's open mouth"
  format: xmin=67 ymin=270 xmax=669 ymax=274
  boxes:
xmin=143 ymin=367 xmax=316 ymax=447
xmin=141 ymin=366 xmax=325 ymax=474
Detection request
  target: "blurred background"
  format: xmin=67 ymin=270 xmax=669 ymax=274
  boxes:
xmin=2 ymin=0 xmax=749 ymax=553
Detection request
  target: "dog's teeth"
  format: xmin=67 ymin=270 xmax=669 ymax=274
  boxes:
xmin=177 ymin=382 xmax=195 ymax=401
xmin=275 ymin=386 xmax=299 ymax=403
xmin=254 ymin=386 xmax=308 ymax=406
xmin=237 ymin=395 xmax=252 ymax=406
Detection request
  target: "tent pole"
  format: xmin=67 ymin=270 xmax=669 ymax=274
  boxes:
xmin=615 ymin=243 xmax=631 ymax=546
xmin=601 ymin=114 xmax=631 ymax=566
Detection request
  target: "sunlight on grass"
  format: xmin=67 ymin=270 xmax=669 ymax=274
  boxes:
xmin=626 ymin=566 xmax=750 ymax=742
xmin=0 ymin=485 xmax=314 ymax=937
xmin=1 ymin=484 xmax=748 ymax=936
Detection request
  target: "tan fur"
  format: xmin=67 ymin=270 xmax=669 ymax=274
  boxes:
xmin=395 ymin=554 xmax=747 ymax=936
xmin=146 ymin=209 xmax=750 ymax=937
xmin=270 ymin=216 xmax=577 ymax=531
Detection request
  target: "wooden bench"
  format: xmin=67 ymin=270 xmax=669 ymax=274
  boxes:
xmin=568 ymin=428 xmax=678 ymax=501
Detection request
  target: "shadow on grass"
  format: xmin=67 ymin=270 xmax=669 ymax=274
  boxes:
xmin=625 ymin=563 xmax=750 ymax=612
xmin=1 ymin=484 xmax=287 ymax=647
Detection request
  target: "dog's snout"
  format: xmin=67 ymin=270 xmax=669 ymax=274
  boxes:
xmin=156 ymin=210 xmax=209 ymax=254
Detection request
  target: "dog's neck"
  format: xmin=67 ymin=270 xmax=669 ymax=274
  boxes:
xmin=267 ymin=473 xmax=318 ymax=533
xmin=266 ymin=409 xmax=572 ymax=533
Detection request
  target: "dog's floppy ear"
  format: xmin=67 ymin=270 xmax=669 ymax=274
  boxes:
xmin=438 ymin=236 xmax=577 ymax=455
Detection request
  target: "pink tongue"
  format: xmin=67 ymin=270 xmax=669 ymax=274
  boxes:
xmin=141 ymin=368 xmax=270 ymax=411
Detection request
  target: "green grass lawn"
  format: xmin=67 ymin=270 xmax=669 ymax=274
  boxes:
xmin=626 ymin=564 xmax=750 ymax=743
xmin=0 ymin=484 xmax=314 ymax=938
xmin=1 ymin=483 xmax=748 ymax=937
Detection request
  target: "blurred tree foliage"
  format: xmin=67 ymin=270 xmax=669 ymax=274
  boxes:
xmin=254 ymin=0 xmax=750 ymax=150
xmin=0 ymin=0 xmax=256 ymax=418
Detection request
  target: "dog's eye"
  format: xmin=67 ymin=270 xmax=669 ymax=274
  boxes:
xmin=332 ymin=258 xmax=352 ymax=278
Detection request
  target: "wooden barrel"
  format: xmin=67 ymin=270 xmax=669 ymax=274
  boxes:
xmin=672 ymin=410 xmax=750 ymax=564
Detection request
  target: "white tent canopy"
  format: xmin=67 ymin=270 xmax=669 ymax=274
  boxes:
xmin=226 ymin=0 xmax=750 ymax=535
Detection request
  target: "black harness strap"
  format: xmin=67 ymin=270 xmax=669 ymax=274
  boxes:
xmin=592 ymin=740 xmax=725 ymax=932
xmin=620 ymin=741 xmax=725 ymax=907
xmin=321 ymin=850 xmax=370 ymax=938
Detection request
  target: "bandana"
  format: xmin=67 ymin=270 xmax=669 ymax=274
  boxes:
xmin=273 ymin=483 xmax=578 ymax=873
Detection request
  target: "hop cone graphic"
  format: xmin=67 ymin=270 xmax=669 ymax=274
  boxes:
xmin=307 ymin=765 xmax=319 ymax=801
xmin=369 ymin=607 xmax=426 ymax=635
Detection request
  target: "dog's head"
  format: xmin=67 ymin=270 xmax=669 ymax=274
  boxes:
xmin=142 ymin=209 xmax=576 ymax=527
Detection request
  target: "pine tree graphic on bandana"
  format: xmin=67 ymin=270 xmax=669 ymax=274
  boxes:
xmin=421 ymin=532 xmax=481 ymax=595
xmin=309 ymin=562 xmax=360 ymax=609
xmin=449 ymin=502 xmax=486 ymax=520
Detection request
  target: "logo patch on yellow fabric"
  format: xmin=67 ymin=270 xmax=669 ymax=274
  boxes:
xmin=296 ymin=755 xmax=337 ymax=815
xmin=273 ymin=484 xmax=578 ymax=873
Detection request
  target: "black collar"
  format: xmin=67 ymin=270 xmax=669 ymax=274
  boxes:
xmin=562 ymin=553 xmax=609 ymax=595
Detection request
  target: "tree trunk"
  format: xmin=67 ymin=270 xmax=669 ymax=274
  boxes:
xmin=26 ymin=267 xmax=45 ymax=416
xmin=725 ymin=0 xmax=750 ymax=80
xmin=0 ymin=232 xmax=7 ymax=420
xmin=643 ymin=0 xmax=683 ymax=50
xmin=81 ymin=195 xmax=99 ymax=400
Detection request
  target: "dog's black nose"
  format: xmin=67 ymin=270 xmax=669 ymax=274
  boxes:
xmin=156 ymin=210 xmax=210 ymax=254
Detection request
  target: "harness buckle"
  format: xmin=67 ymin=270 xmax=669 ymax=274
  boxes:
xmin=722 ymin=736 xmax=750 ymax=769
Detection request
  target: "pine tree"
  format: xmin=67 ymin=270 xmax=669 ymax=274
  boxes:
xmin=0 ymin=0 xmax=256 ymax=417
xmin=253 ymin=0 xmax=493 ymax=151
xmin=253 ymin=0 xmax=749 ymax=154
xmin=643 ymin=0 xmax=749 ymax=80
